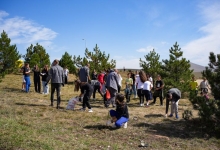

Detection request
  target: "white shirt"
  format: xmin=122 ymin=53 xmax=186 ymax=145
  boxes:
xmin=200 ymin=80 xmax=209 ymax=89
xmin=135 ymin=76 xmax=144 ymax=89
xmin=143 ymin=81 xmax=153 ymax=90
xmin=118 ymin=74 xmax=123 ymax=86
xmin=64 ymin=69 xmax=69 ymax=76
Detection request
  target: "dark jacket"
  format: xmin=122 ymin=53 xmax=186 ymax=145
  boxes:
xmin=116 ymin=104 xmax=129 ymax=119
xmin=40 ymin=69 xmax=49 ymax=81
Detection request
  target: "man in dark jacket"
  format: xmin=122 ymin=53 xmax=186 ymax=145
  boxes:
xmin=165 ymin=88 xmax=181 ymax=119
xmin=46 ymin=59 xmax=65 ymax=109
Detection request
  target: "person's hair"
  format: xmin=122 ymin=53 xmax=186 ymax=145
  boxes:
xmin=115 ymin=93 xmax=125 ymax=107
xmin=53 ymin=59 xmax=59 ymax=65
xmin=35 ymin=65 xmax=39 ymax=71
xmin=44 ymin=65 xmax=49 ymax=71
xmin=139 ymin=70 xmax=147 ymax=83
xmin=166 ymin=93 xmax=172 ymax=99
xmin=74 ymin=79 xmax=81 ymax=92
xmin=25 ymin=63 xmax=29 ymax=67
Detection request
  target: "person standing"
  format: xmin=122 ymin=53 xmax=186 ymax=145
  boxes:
xmin=105 ymin=69 xmax=120 ymax=107
xmin=78 ymin=63 xmax=90 ymax=82
xmin=189 ymin=76 xmax=198 ymax=95
xmin=143 ymin=76 xmax=153 ymax=107
xmin=23 ymin=63 xmax=31 ymax=93
xmin=129 ymin=70 xmax=137 ymax=98
xmin=64 ymin=66 xmax=69 ymax=84
xmin=153 ymin=75 xmax=164 ymax=106
xmin=199 ymin=77 xmax=210 ymax=93
xmin=46 ymin=59 xmax=65 ymax=109
xmin=32 ymin=65 xmax=41 ymax=93
xmin=20 ymin=65 xmax=26 ymax=91
xmin=124 ymin=73 xmax=133 ymax=103
xmin=40 ymin=65 xmax=49 ymax=94
xmin=135 ymin=70 xmax=147 ymax=106
xmin=114 ymin=69 xmax=122 ymax=93
xmin=74 ymin=79 xmax=94 ymax=112
xmin=165 ymin=88 xmax=181 ymax=119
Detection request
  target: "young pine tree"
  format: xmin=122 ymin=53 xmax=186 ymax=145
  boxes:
xmin=59 ymin=52 xmax=77 ymax=74
xmin=0 ymin=30 xmax=21 ymax=74
xmin=161 ymin=42 xmax=193 ymax=93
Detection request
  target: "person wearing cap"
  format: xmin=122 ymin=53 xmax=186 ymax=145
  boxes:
xmin=165 ymin=88 xmax=181 ymax=119
xmin=46 ymin=59 xmax=65 ymax=109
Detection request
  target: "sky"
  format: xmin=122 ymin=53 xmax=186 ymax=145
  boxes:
xmin=0 ymin=0 xmax=220 ymax=69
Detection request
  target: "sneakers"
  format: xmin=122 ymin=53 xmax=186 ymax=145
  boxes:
xmin=176 ymin=114 xmax=179 ymax=119
xmin=88 ymin=109 xmax=93 ymax=112
xmin=140 ymin=103 xmax=144 ymax=107
xmin=168 ymin=114 xmax=173 ymax=117
xmin=123 ymin=122 xmax=127 ymax=128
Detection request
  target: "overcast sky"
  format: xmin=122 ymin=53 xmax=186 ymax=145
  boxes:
xmin=0 ymin=0 xmax=220 ymax=68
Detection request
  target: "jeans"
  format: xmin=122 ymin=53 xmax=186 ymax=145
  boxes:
xmin=24 ymin=76 xmax=31 ymax=93
xmin=132 ymin=84 xmax=137 ymax=97
xmin=124 ymin=88 xmax=132 ymax=102
xmin=106 ymin=87 xmax=117 ymax=107
xmin=42 ymin=81 xmax=49 ymax=94
xmin=110 ymin=110 xmax=129 ymax=127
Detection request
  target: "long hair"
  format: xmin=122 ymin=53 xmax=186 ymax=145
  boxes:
xmin=44 ymin=65 xmax=49 ymax=71
xmin=139 ymin=70 xmax=147 ymax=83
xmin=74 ymin=79 xmax=81 ymax=92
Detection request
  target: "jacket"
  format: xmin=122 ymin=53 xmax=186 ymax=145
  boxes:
xmin=47 ymin=64 xmax=65 ymax=84
xmin=106 ymin=70 xmax=119 ymax=91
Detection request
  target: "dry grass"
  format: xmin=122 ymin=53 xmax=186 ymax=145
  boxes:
xmin=0 ymin=72 xmax=219 ymax=150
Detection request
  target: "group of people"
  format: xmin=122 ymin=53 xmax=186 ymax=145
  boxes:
xmin=20 ymin=59 xmax=210 ymax=129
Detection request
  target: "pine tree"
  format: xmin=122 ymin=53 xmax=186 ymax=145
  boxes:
xmin=161 ymin=42 xmax=193 ymax=93
xmin=23 ymin=43 xmax=50 ymax=68
xmin=59 ymin=52 xmax=77 ymax=74
xmin=139 ymin=49 xmax=162 ymax=85
xmin=202 ymin=52 xmax=220 ymax=100
xmin=73 ymin=44 xmax=116 ymax=74
xmin=0 ymin=30 xmax=21 ymax=74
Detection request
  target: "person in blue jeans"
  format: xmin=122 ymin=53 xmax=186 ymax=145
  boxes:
xmin=23 ymin=63 xmax=31 ymax=93
xmin=107 ymin=93 xmax=129 ymax=128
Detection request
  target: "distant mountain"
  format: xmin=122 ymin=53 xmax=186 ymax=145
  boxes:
xmin=190 ymin=62 xmax=206 ymax=72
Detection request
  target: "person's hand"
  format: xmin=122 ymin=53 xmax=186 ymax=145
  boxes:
xmin=62 ymin=83 xmax=64 ymax=87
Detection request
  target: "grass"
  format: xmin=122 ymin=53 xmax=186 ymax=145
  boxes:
xmin=0 ymin=72 xmax=220 ymax=150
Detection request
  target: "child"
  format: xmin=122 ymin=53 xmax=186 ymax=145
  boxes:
xmin=106 ymin=93 xmax=129 ymax=128
xmin=74 ymin=79 xmax=94 ymax=112
xmin=124 ymin=73 xmax=133 ymax=103
xmin=142 ymin=76 xmax=153 ymax=107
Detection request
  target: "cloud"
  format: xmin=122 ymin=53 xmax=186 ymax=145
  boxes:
xmin=0 ymin=10 xmax=57 ymax=47
xmin=182 ymin=2 xmax=220 ymax=66
xmin=136 ymin=45 xmax=155 ymax=53
xmin=114 ymin=56 xmax=141 ymax=69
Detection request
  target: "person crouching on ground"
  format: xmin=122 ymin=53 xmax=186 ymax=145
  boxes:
xmin=74 ymin=79 xmax=94 ymax=112
xmin=165 ymin=88 xmax=181 ymax=119
xmin=107 ymin=93 xmax=129 ymax=128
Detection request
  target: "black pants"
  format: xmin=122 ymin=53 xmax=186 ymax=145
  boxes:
xmin=51 ymin=83 xmax=61 ymax=108
xmin=118 ymin=85 xmax=121 ymax=93
xmin=153 ymin=90 xmax=163 ymax=105
xmin=34 ymin=78 xmax=41 ymax=93
xmin=93 ymin=85 xmax=103 ymax=98
xmin=65 ymin=76 xmax=68 ymax=84
xmin=137 ymin=89 xmax=144 ymax=104
xmin=83 ymin=91 xmax=93 ymax=109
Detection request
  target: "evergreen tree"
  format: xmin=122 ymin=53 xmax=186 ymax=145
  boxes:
xmin=73 ymin=44 xmax=116 ymax=74
xmin=59 ymin=52 xmax=77 ymax=74
xmin=161 ymin=42 xmax=193 ymax=93
xmin=23 ymin=43 xmax=50 ymax=68
xmin=139 ymin=49 xmax=162 ymax=86
xmin=0 ymin=30 xmax=21 ymax=74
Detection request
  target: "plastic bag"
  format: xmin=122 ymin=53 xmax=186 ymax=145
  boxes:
xmin=106 ymin=89 xmax=110 ymax=100
xmin=66 ymin=97 xmax=79 ymax=110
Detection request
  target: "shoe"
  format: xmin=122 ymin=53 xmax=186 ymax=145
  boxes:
xmin=168 ymin=114 xmax=173 ymax=117
xmin=56 ymin=105 xmax=60 ymax=109
xmin=176 ymin=114 xmax=179 ymax=119
xmin=79 ymin=108 xmax=85 ymax=111
xmin=88 ymin=109 xmax=93 ymax=112
xmin=140 ymin=103 xmax=144 ymax=107
xmin=123 ymin=122 xmax=127 ymax=128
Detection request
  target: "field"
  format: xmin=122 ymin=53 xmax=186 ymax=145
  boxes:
xmin=0 ymin=72 xmax=219 ymax=150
